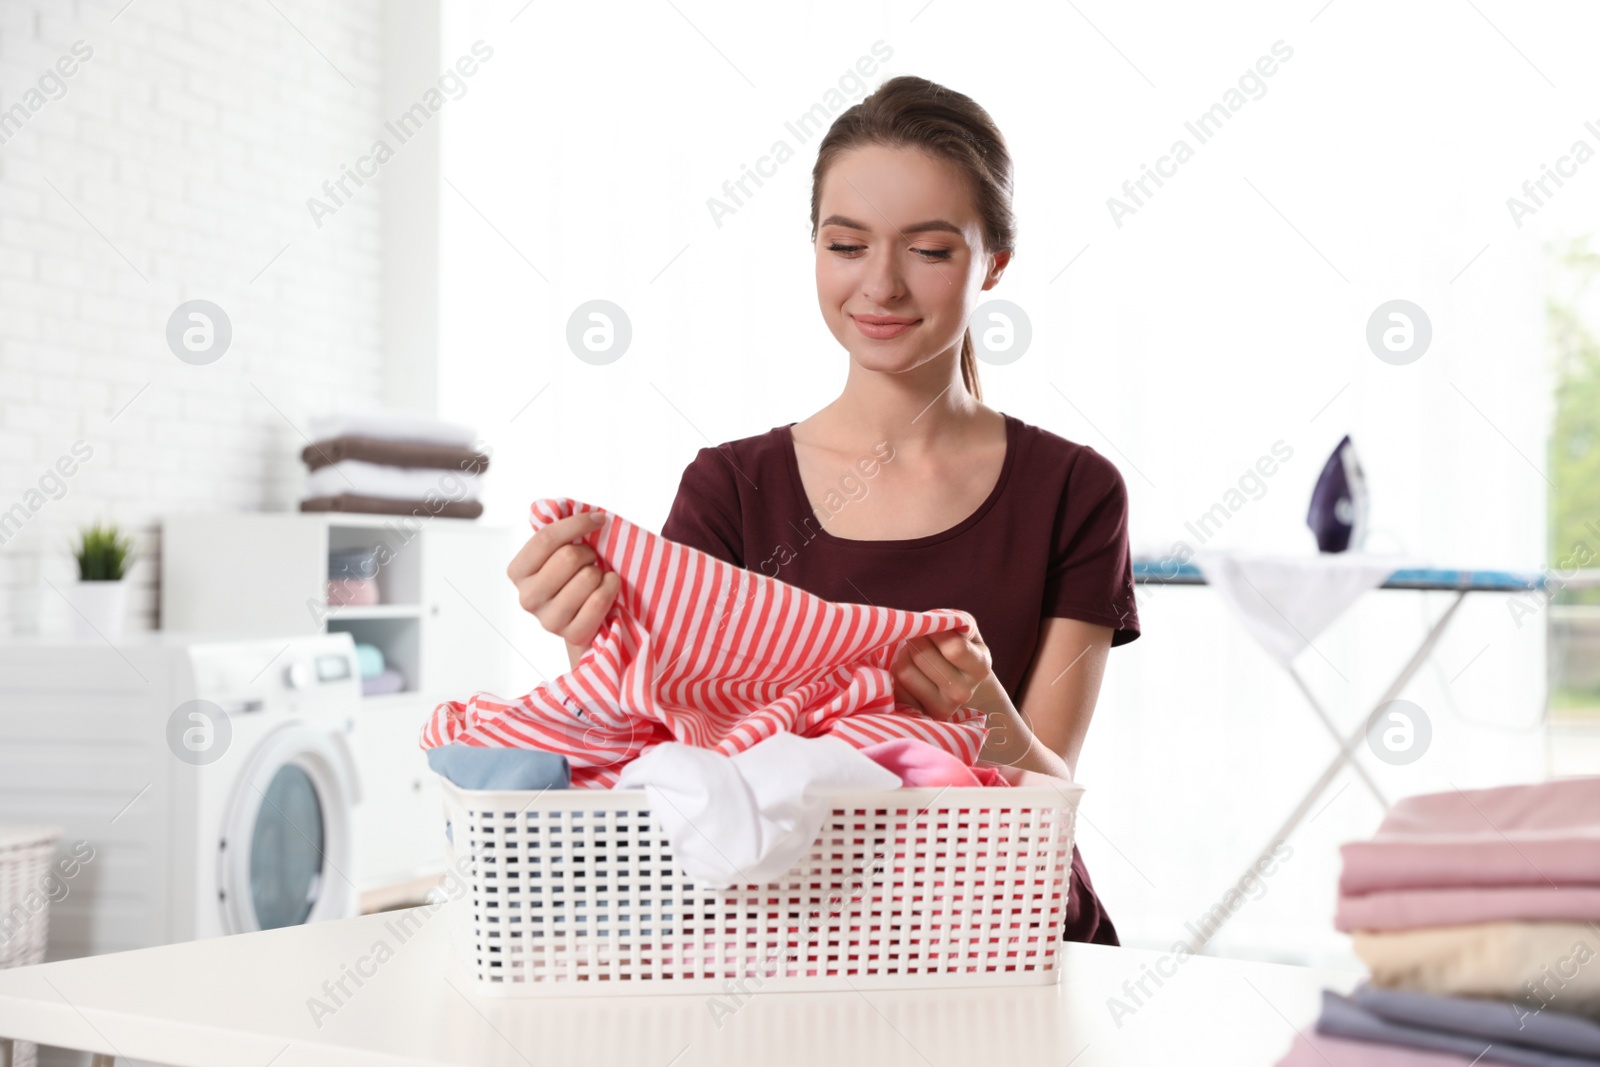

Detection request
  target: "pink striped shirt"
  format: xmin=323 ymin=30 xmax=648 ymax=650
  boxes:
xmin=419 ymin=498 xmax=990 ymax=787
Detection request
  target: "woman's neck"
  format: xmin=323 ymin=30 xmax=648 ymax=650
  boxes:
xmin=811 ymin=347 xmax=987 ymax=451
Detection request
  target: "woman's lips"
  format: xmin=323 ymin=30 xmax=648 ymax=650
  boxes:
xmin=853 ymin=316 xmax=918 ymax=339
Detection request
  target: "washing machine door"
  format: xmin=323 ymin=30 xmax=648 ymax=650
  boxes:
xmin=218 ymin=722 xmax=357 ymax=934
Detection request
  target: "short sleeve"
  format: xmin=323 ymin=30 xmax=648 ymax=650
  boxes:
xmin=1042 ymin=447 xmax=1141 ymax=646
xmin=660 ymin=445 xmax=745 ymax=568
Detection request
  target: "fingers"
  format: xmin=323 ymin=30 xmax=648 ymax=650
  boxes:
xmin=564 ymin=570 xmax=621 ymax=646
xmin=506 ymin=511 xmax=603 ymax=585
xmin=528 ymin=554 xmax=606 ymax=635
xmin=906 ymin=634 xmax=983 ymax=710
xmin=892 ymin=640 xmax=948 ymax=719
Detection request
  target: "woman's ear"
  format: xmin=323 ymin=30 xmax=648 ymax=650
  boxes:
xmin=982 ymin=247 xmax=1012 ymax=290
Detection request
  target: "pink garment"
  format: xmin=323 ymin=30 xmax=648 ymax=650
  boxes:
xmin=420 ymin=499 xmax=989 ymax=787
xmin=860 ymin=738 xmax=1010 ymax=788
xmin=326 ymin=576 xmax=378 ymax=606
xmin=1336 ymin=884 xmax=1600 ymax=932
xmin=1276 ymin=1032 xmax=1477 ymax=1066
xmin=1338 ymin=777 xmax=1600 ymax=896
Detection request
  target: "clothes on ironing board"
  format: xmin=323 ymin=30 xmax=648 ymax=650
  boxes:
xmin=614 ymin=732 xmax=900 ymax=890
xmin=1338 ymin=885 xmax=1600 ymax=933
xmin=1316 ymin=989 xmax=1599 ymax=1067
xmin=859 ymin=737 xmax=1010 ymax=787
xmin=419 ymin=498 xmax=991 ymax=787
xmin=1190 ymin=550 xmax=1412 ymax=667
xmin=1338 ymin=778 xmax=1600 ymax=897
xmin=1276 ymin=1030 xmax=1486 ymax=1066
xmin=1352 ymin=921 xmax=1600 ymax=1018
xmin=1352 ymin=984 xmax=1600 ymax=1060
xmin=426 ymin=744 xmax=571 ymax=791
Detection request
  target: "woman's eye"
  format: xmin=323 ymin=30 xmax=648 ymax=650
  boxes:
xmin=825 ymin=242 xmax=951 ymax=261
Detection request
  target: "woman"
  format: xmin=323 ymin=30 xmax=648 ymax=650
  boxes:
xmin=508 ymin=75 xmax=1140 ymax=944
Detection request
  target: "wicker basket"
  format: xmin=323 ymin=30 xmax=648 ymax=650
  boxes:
xmin=436 ymin=779 xmax=1082 ymax=996
xmin=0 ymin=825 xmax=64 ymax=1067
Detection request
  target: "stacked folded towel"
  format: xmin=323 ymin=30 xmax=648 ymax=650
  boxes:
xmin=1278 ymin=777 xmax=1600 ymax=1065
xmin=299 ymin=411 xmax=489 ymax=520
xmin=354 ymin=641 xmax=405 ymax=697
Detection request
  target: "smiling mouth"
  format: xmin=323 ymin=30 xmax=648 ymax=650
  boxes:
xmin=852 ymin=316 xmax=919 ymax=338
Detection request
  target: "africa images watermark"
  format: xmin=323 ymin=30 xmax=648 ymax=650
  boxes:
xmin=1107 ymin=39 xmax=1294 ymax=228
xmin=1505 ymin=117 xmax=1600 ymax=230
xmin=706 ymin=40 xmax=894 ymax=229
xmin=306 ymin=41 xmax=495 ymax=229
xmin=753 ymin=438 xmax=896 ymax=578
xmin=1105 ymin=840 xmax=1294 ymax=1029
xmin=0 ymin=440 xmax=96 ymax=549
xmin=1507 ymin=519 xmax=1600 ymax=628
xmin=0 ymin=40 xmax=94 ymax=147
xmin=0 ymin=840 xmax=96 ymax=950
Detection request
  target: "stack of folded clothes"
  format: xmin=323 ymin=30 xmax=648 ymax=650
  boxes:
xmin=355 ymin=641 xmax=405 ymax=697
xmin=299 ymin=411 xmax=489 ymax=519
xmin=1277 ymin=776 xmax=1600 ymax=1065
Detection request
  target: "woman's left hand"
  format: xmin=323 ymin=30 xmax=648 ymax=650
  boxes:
xmin=890 ymin=628 xmax=1007 ymax=722
xmin=891 ymin=626 xmax=1068 ymax=776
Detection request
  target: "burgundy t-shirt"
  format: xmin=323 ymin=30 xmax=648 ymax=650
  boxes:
xmin=660 ymin=411 xmax=1140 ymax=700
xmin=659 ymin=410 xmax=1140 ymax=945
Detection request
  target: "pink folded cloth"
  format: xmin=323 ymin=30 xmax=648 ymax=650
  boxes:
xmin=860 ymin=738 xmax=1010 ymax=787
xmin=1276 ymin=1032 xmax=1478 ymax=1066
xmin=1338 ymin=777 xmax=1600 ymax=896
xmin=327 ymin=576 xmax=378 ymax=606
xmin=1337 ymin=884 xmax=1600 ymax=932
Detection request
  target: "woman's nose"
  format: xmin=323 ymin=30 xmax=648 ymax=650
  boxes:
xmin=861 ymin=248 xmax=907 ymax=305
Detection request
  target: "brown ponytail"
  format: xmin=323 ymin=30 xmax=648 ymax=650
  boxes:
xmin=809 ymin=75 xmax=1015 ymax=404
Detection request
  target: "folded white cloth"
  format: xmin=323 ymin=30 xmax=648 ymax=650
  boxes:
xmin=305 ymin=459 xmax=481 ymax=503
xmin=307 ymin=410 xmax=478 ymax=448
xmin=1192 ymin=550 xmax=1419 ymax=666
xmin=614 ymin=733 xmax=902 ymax=890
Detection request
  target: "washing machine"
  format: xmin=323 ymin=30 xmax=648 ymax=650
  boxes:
xmin=0 ymin=632 xmax=362 ymax=960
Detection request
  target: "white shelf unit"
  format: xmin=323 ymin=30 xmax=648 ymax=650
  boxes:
xmin=160 ymin=511 xmax=527 ymax=897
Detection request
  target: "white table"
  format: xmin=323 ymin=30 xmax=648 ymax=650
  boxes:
xmin=0 ymin=904 xmax=1361 ymax=1067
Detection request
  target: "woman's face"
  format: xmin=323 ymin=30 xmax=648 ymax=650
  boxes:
xmin=814 ymin=144 xmax=1008 ymax=377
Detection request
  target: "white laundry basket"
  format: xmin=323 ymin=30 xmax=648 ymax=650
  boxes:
xmin=435 ymin=777 xmax=1082 ymax=996
xmin=0 ymin=825 xmax=64 ymax=1067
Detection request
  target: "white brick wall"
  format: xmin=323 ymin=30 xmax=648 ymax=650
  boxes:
xmin=0 ymin=0 xmax=386 ymax=635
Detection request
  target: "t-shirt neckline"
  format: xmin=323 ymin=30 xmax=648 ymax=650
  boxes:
xmin=779 ymin=412 xmax=1018 ymax=550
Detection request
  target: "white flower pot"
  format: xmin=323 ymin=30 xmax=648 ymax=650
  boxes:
xmin=62 ymin=579 xmax=128 ymax=640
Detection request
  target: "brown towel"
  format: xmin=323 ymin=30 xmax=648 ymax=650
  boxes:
xmin=299 ymin=494 xmax=484 ymax=520
xmin=300 ymin=435 xmax=490 ymax=474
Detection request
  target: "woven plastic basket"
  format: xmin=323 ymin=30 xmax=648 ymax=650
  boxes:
xmin=0 ymin=825 xmax=64 ymax=1067
xmin=436 ymin=777 xmax=1082 ymax=996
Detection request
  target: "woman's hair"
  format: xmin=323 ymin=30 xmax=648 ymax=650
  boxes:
xmin=809 ymin=75 xmax=1016 ymax=402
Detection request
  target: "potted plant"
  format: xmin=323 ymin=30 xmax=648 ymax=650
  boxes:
xmin=63 ymin=521 xmax=135 ymax=639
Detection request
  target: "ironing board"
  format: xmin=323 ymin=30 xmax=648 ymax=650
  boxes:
xmin=1132 ymin=559 xmax=1547 ymax=952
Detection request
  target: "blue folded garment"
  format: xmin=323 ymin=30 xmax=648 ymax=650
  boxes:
xmin=426 ymin=744 xmax=571 ymax=791
xmin=1318 ymin=989 xmax=1600 ymax=1067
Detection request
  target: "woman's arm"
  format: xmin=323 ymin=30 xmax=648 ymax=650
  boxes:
xmin=1008 ymin=616 xmax=1113 ymax=779
xmin=892 ymin=615 xmax=1113 ymax=780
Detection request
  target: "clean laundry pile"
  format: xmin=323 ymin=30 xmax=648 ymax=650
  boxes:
xmin=1276 ymin=777 xmax=1600 ymax=1065
xmin=300 ymin=411 xmax=489 ymax=519
xmin=420 ymin=497 xmax=1017 ymax=889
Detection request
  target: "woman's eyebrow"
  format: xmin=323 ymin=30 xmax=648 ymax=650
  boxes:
xmin=820 ymin=214 xmax=964 ymax=237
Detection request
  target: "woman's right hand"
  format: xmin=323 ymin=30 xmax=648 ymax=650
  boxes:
xmin=507 ymin=511 xmax=621 ymax=656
